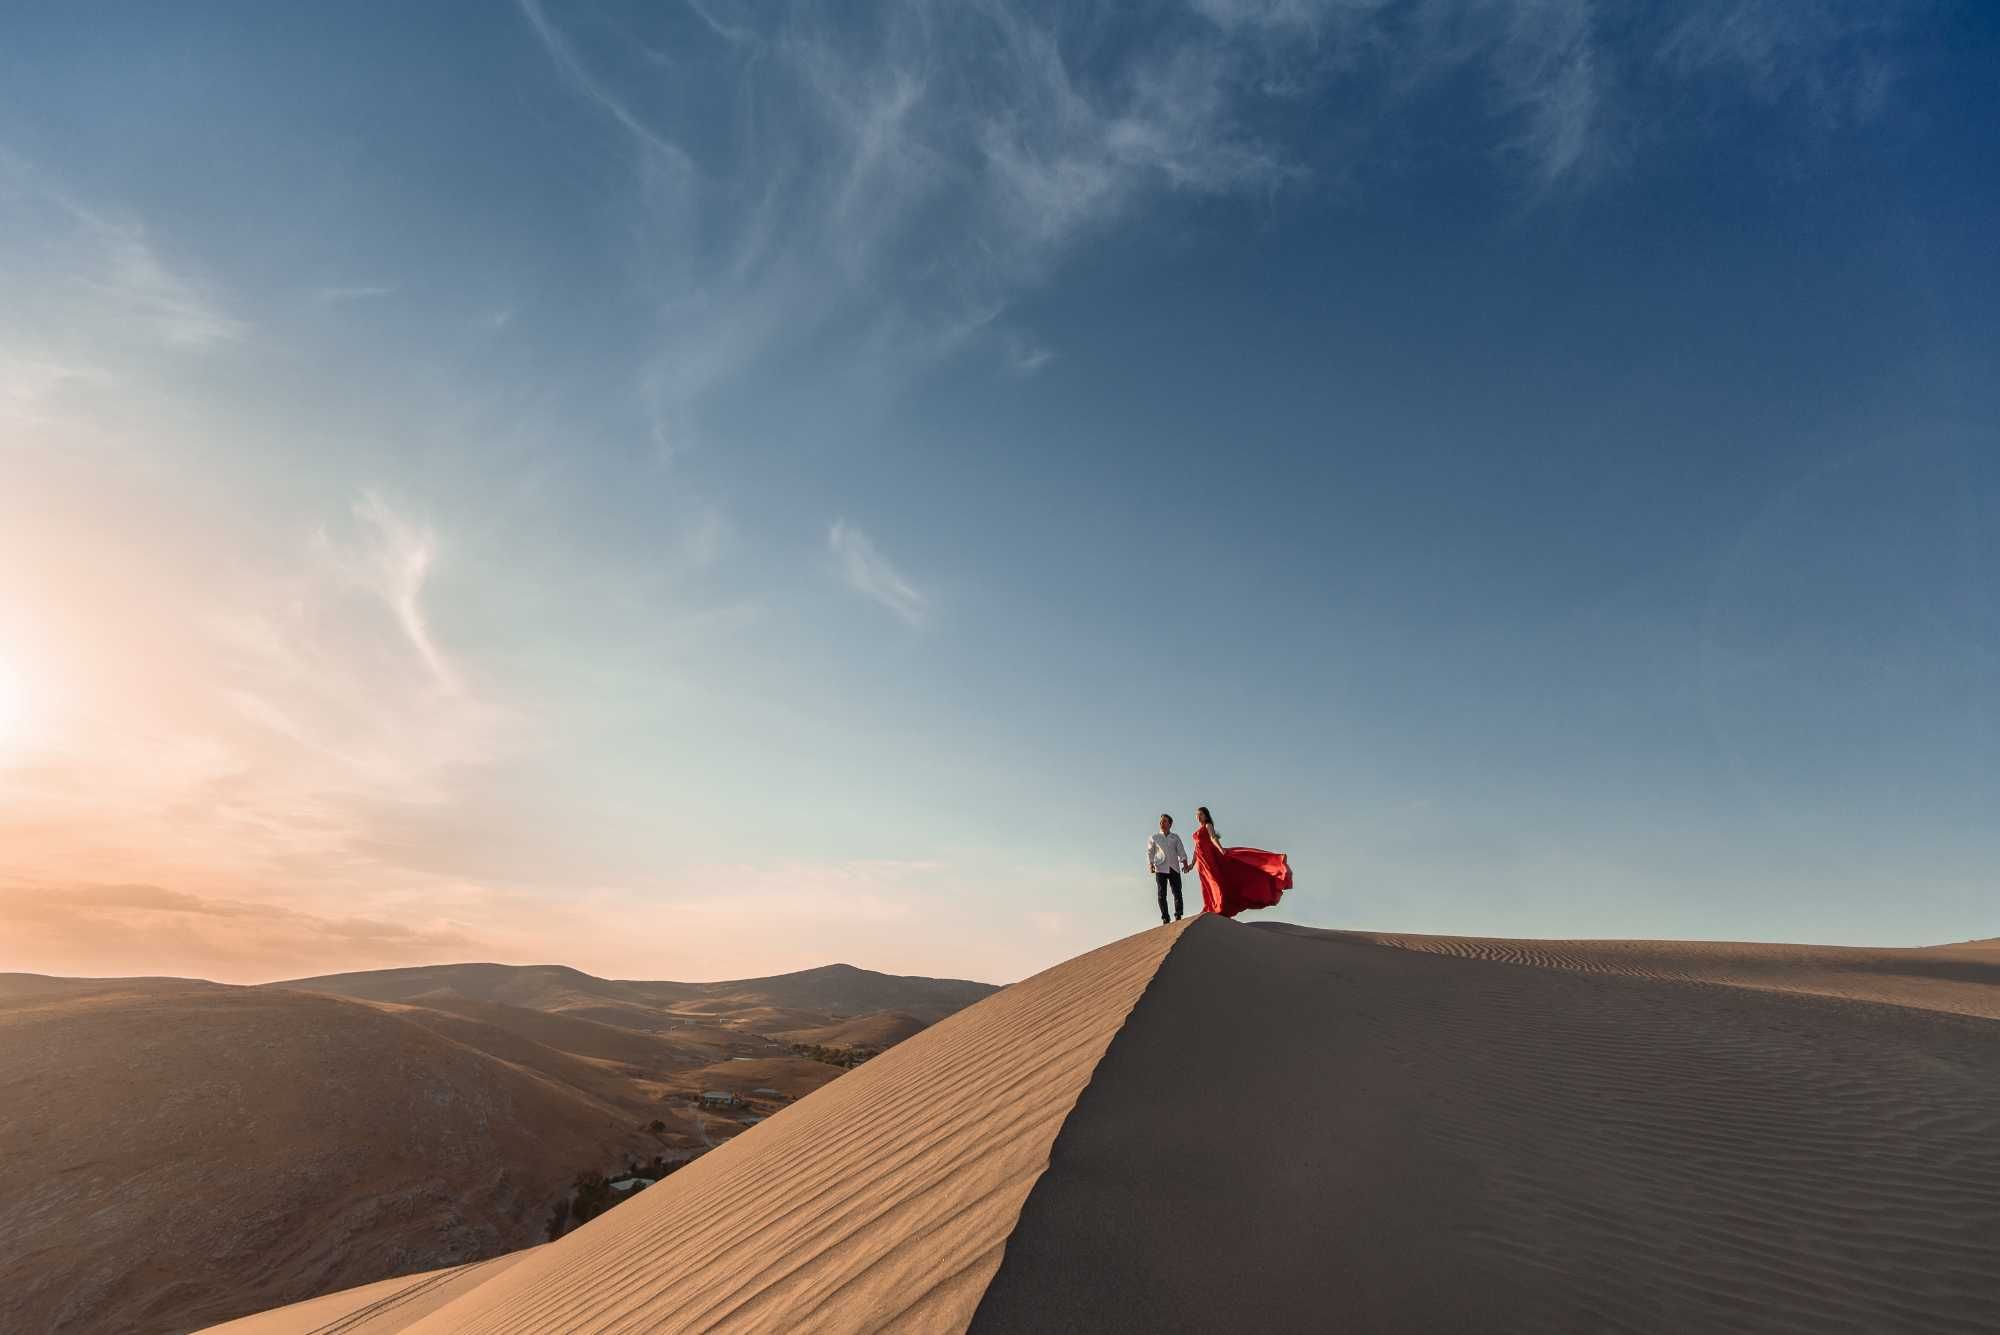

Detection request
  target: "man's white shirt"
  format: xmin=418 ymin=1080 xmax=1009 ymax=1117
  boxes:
xmin=1148 ymin=830 xmax=1187 ymax=874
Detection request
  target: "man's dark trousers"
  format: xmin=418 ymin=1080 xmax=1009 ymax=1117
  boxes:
xmin=1155 ymin=870 xmax=1183 ymax=921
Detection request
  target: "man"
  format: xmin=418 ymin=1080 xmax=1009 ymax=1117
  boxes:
xmin=1146 ymin=813 xmax=1191 ymax=925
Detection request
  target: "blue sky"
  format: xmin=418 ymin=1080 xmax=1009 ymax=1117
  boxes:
xmin=1 ymin=1 xmax=1994 ymax=984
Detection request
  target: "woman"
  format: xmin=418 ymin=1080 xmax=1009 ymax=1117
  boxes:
xmin=1190 ymin=806 xmax=1291 ymax=917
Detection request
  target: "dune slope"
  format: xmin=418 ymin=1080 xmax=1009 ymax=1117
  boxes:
xmin=971 ymin=918 xmax=2000 ymax=1333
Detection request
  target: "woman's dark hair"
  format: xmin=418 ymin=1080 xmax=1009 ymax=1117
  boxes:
xmin=1196 ymin=806 xmax=1212 ymax=825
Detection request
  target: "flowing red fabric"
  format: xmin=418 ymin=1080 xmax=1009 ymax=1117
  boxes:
xmin=1191 ymin=824 xmax=1291 ymax=917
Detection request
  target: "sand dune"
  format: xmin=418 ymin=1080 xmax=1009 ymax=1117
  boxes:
xmin=0 ymin=979 xmax=657 ymax=1335
xmin=215 ymin=916 xmax=2000 ymax=1334
xmin=976 ymin=920 xmax=2000 ymax=1331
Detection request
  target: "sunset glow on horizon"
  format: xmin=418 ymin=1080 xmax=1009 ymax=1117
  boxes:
xmin=3 ymin=4 xmax=1996 ymax=988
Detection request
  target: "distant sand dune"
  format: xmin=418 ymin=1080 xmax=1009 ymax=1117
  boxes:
xmin=210 ymin=919 xmax=2000 ymax=1333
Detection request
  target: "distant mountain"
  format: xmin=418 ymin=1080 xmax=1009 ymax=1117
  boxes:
xmin=683 ymin=961 xmax=998 ymax=1024
xmin=3 ymin=959 xmax=997 ymax=1335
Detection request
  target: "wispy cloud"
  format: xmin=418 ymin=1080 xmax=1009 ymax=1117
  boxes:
xmin=685 ymin=0 xmax=757 ymax=49
xmin=1659 ymin=1 xmax=1907 ymax=127
xmin=78 ymin=211 xmax=244 ymax=348
xmin=515 ymin=1 xmax=1306 ymax=458
xmin=829 ymin=520 xmax=927 ymax=624
xmin=0 ymin=149 xmax=243 ymax=352
xmin=312 ymin=283 xmax=398 ymax=305
xmin=508 ymin=0 xmax=1915 ymax=476
xmin=1007 ymin=333 xmax=1055 ymax=377
xmin=972 ymin=26 xmax=1293 ymax=253
xmin=1487 ymin=0 xmax=1605 ymax=188
xmin=0 ymin=350 xmax=107 ymax=424
xmin=517 ymin=0 xmax=700 ymax=172
xmin=1189 ymin=0 xmax=1910 ymax=187
xmin=318 ymin=492 xmax=461 ymax=695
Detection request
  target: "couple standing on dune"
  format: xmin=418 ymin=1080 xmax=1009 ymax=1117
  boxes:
xmin=1146 ymin=808 xmax=1291 ymax=924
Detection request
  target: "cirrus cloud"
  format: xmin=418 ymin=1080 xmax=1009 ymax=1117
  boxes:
xmin=829 ymin=520 xmax=928 ymax=625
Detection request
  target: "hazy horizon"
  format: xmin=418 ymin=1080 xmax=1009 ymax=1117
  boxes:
xmin=3 ymin=2 xmax=1996 ymax=986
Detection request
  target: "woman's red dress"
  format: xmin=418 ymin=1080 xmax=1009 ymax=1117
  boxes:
xmin=1191 ymin=824 xmax=1290 ymax=917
